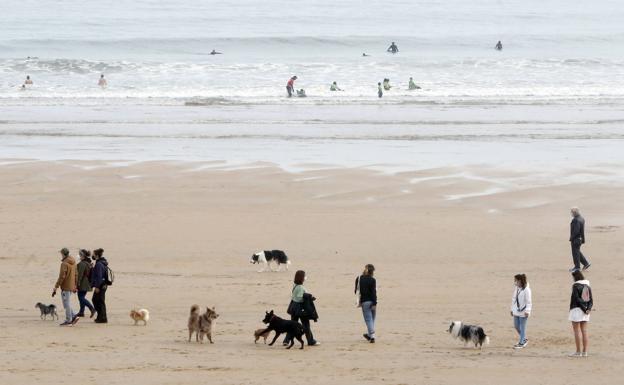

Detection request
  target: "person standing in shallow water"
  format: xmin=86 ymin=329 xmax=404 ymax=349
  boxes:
xmin=495 ymin=41 xmax=503 ymax=50
xmin=355 ymin=264 xmax=377 ymax=343
xmin=377 ymin=82 xmax=383 ymax=98
xmin=569 ymin=207 xmax=590 ymax=272
xmin=510 ymin=273 xmax=531 ymax=349
xmin=76 ymin=249 xmax=95 ymax=318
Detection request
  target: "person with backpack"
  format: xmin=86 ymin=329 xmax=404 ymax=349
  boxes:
xmin=283 ymin=270 xmax=320 ymax=346
xmin=355 ymin=264 xmax=377 ymax=343
xmin=569 ymin=270 xmax=593 ymax=357
xmin=75 ymin=249 xmax=95 ymax=318
xmin=510 ymin=273 xmax=532 ymax=349
xmin=90 ymin=248 xmax=110 ymax=323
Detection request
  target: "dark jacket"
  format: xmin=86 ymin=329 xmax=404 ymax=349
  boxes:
xmin=76 ymin=259 xmax=93 ymax=292
xmin=356 ymin=275 xmax=377 ymax=305
xmin=569 ymin=280 xmax=593 ymax=313
xmin=90 ymin=257 xmax=108 ymax=289
xmin=302 ymin=293 xmax=319 ymax=322
xmin=570 ymin=215 xmax=585 ymax=244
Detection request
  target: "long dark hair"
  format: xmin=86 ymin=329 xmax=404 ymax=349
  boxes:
xmin=293 ymin=270 xmax=305 ymax=285
xmin=363 ymin=264 xmax=375 ymax=277
xmin=514 ymin=273 xmax=527 ymax=289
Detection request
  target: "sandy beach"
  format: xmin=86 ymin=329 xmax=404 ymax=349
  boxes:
xmin=1 ymin=160 xmax=623 ymax=385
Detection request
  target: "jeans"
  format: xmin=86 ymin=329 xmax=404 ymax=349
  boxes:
xmin=92 ymin=286 xmax=107 ymax=322
xmin=571 ymin=242 xmax=589 ymax=269
xmin=61 ymin=291 xmax=75 ymax=322
xmin=361 ymin=301 xmax=376 ymax=339
xmin=513 ymin=316 xmax=528 ymax=344
xmin=77 ymin=290 xmax=94 ymax=315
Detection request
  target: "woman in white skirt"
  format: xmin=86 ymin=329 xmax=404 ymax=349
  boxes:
xmin=568 ymin=271 xmax=593 ymax=357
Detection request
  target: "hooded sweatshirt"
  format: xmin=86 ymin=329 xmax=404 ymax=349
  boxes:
xmin=76 ymin=259 xmax=93 ymax=291
xmin=90 ymin=257 xmax=109 ymax=289
xmin=570 ymin=279 xmax=592 ymax=312
xmin=55 ymin=255 xmax=77 ymax=291
xmin=511 ymin=283 xmax=532 ymax=317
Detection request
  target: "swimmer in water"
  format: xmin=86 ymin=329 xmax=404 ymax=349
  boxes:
xmin=387 ymin=42 xmax=399 ymax=54
xmin=408 ymin=77 xmax=421 ymax=90
xmin=296 ymin=89 xmax=307 ymax=97
xmin=383 ymin=78 xmax=392 ymax=91
xmin=330 ymin=81 xmax=342 ymax=91
xmin=24 ymin=75 xmax=33 ymax=85
xmin=495 ymin=41 xmax=503 ymax=50
xmin=286 ymin=76 xmax=297 ymax=97
xmin=210 ymin=49 xmax=222 ymax=55
xmin=362 ymin=53 xmax=370 ymax=57
xmin=377 ymin=82 xmax=383 ymax=98
xmin=20 ymin=84 xmax=26 ymax=91
xmin=98 ymin=74 xmax=108 ymax=88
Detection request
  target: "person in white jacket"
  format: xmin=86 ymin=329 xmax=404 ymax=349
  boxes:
xmin=510 ymin=273 xmax=532 ymax=349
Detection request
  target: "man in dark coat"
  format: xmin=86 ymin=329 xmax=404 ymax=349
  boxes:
xmin=569 ymin=207 xmax=590 ymax=272
xmin=90 ymin=248 xmax=109 ymax=323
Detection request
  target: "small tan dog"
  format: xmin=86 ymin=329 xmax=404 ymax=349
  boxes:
xmin=254 ymin=328 xmax=271 ymax=344
xmin=188 ymin=305 xmax=219 ymax=343
xmin=129 ymin=309 xmax=150 ymax=326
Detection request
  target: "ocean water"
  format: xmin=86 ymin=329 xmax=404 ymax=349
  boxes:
xmin=1 ymin=0 xmax=624 ymax=180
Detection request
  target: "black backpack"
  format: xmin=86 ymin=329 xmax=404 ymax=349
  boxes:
xmin=105 ymin=266 xmax=115 ymax=286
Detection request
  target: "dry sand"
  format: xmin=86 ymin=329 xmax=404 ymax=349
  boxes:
xmin=1 ymin=161 xmax=623 ymax=385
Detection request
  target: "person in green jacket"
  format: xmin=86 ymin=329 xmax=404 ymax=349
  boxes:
xmin=283 ymin=270 xmax=319 ymax=346
xmin=76 ymin=249 xmax=95 ymax=318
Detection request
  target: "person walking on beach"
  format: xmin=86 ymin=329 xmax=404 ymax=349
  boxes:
xmin=495 ymin=41 xmax=503 ymax=51
xmin=510 ymin=273 xmax=531 ymax=349
xmin=355 ymin=264 xmax=377 ymax=343
xmin=377 ymin=82 xmax=383 ymax=98
xmin=98 ymin=74 xmax=107 ymax=88
xmin=52 ymin=248 xmax=79 ymax=326
xmin=569 ymin=207 xmax=590 ymax=272
xmin=76 ymin=249 xmax=95 ymax=318
xmin=286 ymin=76 xmax=297 ymax=97
xmin=387 ymin=42 xmax=399 ymax=53
xmin=90 ymin=248 xmax=109 ymax=323
xmin=283 ymin=270 xmax=320 ymax=346
xmin=569 ymin=271 xmax=593 ymax=357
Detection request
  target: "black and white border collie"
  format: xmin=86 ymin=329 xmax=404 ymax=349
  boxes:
xmin=448 ymin=321 xmax=490 ymax=349
xmin=250 ymin=250 xmax=291 ymax=272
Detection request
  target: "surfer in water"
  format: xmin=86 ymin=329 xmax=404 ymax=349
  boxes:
xmin=98 ymin=74 xmax=108 ymax=88
xmin=495 ymin=41 xmax=503 ymax=51
xmin=408 ymin=77 xmax=421 ymax=90
xmin=210 ymin=49 xmax=222 ymax=55
xmin=377 ymin=82 xmax=383 ymax=98
xmin=383 ymin=78 xmax=392 ymax=91
xmin=362 ymin=53 xmax=370 ymax=57
xmin=387 ymin=42 xmax=399 ymax=54
xmin=24 ymin=75 xmax=33 ymax=85
xmin=330 ymin=81 xmax=342 ymax=91
xmin=286 ymin=76 xmax=297 ymax=97
xmin=296 ymin=89 xmax=307 ymax=97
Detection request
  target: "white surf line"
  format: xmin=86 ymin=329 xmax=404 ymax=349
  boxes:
xmin=444 ymin=187 xmax=508 ymax=201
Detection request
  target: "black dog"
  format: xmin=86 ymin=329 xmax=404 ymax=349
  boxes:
xmin=260 ymin=310 xmax=304 ymax=349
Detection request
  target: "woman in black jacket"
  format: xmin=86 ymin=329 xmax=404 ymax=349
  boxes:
xmin=355 ymin=264 xmax=377 ymax=343
xmin=568 ymin=270 xmax=593 ymax=357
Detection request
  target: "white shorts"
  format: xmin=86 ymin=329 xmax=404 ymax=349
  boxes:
xmin=569 ymin=307 xmax=590 ymax=322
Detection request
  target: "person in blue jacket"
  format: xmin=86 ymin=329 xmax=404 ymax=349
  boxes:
xmin=90 ymin=248 xmax=109 ymax=323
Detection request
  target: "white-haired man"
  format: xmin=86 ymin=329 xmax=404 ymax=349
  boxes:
xmin=569 ymin=207 xmax=590 ymax=272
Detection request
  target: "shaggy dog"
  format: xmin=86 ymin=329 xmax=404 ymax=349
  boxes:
xmin=250 ymin=250 xmax=291 ymax=272
xmin=447 ymin=321 xmax=490 ymax=349
xmin=254 ymin=328 xmax=272 ymax=344
xmin=35 ymin=303 xmax=58 ymax=320
xmin=188 ymin=305 xmax=201 ymax=342
xmin=129 ymin=308 xmax=150 ymax=326
xmin=259 ymin=310 xmax=305 ymax=350
xmin=198 ymin=306 xmax=219 ymax=343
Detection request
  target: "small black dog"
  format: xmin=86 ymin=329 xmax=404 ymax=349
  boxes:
xmin=260 ymin=310 xmax=304 ymax=350
xmin=35 ymin=302 xmax=58 ymax=320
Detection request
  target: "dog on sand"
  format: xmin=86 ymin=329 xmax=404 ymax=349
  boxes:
xmin=250 ymin=250 xmax=291 ymax=272
xmin=447 ymin=321 xmax=490 ymax=349
xmin=254 ymin=328 xmax=272 ymax=344
xmin=260 ymin=310 xmax=305 ymax=349
xmin=188 ymin=305 xmax=219 ymax=343
xmin=35 ymin=303 xmax=58 ymax=320
xmin=129 ymin=308 xmax=150 ymax=326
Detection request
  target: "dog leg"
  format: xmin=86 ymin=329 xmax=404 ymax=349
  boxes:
xmin=208 ymin=333 xmax=213 ymax=344
xmin=143 ymin=320 xmax=147 ymax=326
xmin=268 ymin=332 xmax=281 ymax=346
xmin=296 ymin=335 xmax=304 ymax=350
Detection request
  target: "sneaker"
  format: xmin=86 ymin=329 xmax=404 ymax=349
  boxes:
xmin=582 ymin=263 xmax=591 ymax=271
xmin=363 ymin=333 xmax=371 ymax=341
xmin=521 ymin=339 xmax=528 ymax=348
xmin=309 ymin=341 xmax=320 ymax=346
xmin=71 ymin=315 xmax=80 ymax=325
xmin=581 ymin=352 xmax=588 ymax=357
xmin=94 ymin=319 xmax=108 ymax=324
xmin=513 ymin=343 xmax=524 ymax=349
xmin=569 ymin=267 xmax=580 ymax=273
xmin=568 ymin=352 xmax=581 ymax=357
xmin=59 ymin=321 xmax=72 ymax=326
xmin=369 ymin=338 xmax=375 ymax=344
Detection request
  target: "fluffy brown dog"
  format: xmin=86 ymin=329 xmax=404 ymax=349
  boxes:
xmin=198 ymin=306 xmax=219 ymax=344
xmin=254 ymin=328 xmax=271 ymax=344
xmin=188 ymin=305 xmax=201 ymax=342
xmin=129 ymin=309 xmax=149 ymax=326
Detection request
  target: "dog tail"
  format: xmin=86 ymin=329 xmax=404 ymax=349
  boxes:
xmin=484 ymin=335 xmax=490 ymax=345
xmin=190 ymin=304 xmax=200 ymax=315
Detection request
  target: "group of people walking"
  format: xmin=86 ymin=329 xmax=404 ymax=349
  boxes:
xmin=52 ymin=247 xmax=111 ymax=326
